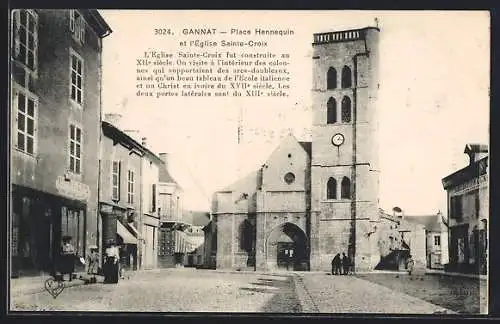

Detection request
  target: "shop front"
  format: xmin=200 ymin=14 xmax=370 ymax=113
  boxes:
xmin=11 ymin=184 xmax=87 ymax=277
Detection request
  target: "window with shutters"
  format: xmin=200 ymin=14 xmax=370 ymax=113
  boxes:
xmin=11 ymin=10 xmax=38 ymax=71
xmin=69 ymin=10 xmax=86 ymax=44
xmin=68 ymin=124 xmax=83 ymax=174
xmin=112 ymin=161 xmax=121 ymax=201
xmin=70 ymin=50 xmax=84 ymax=105
xmin=13 ymin=86 xmax=37 ymax=155
xmin=127 ymin=170 xmax=135 ymax=204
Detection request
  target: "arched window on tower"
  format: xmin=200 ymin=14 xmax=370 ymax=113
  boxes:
xmin=341 ymin=96 xmax=351 ymax=123
xmin=327 ymin=67 xmax=337 ymax=90
xmin=327 ymin=97 xmax=337 ymax=124
xmin=327 ymin=177 xmax=337 ymax=200
xmin=341 ymin=65 xmax=352 ymax=88
xmin=341 ymin=177 xmax=351 ymax=199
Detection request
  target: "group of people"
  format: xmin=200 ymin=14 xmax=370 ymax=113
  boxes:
xmin=331 ymin=252 xmax=352 ymax=275
xmin=55 ymin=236 xmax=104 ymax=282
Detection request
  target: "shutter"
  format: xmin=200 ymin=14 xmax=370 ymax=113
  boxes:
xmin=152 ymin=184 xmax=156 ymax=212
xmin=69 ymin=10 xmax=75 ymax=32
xmin=33 ymin=11 xmax=38 ymax=72
xmin=118 ymin=161 xmax=121 ymax=201
xmin=13 ymin=10 xmax=21 ymax=58
xmin=80 ymin=19 xmax=86 ymax=44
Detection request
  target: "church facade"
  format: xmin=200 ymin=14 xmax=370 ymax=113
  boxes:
xmin=211 ymin=27 xmax=382 ymax=272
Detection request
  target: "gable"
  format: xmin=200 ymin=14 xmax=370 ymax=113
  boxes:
xmin=262 ymin=134 xmax=310 ymax=192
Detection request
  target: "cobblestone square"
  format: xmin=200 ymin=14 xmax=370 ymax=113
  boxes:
xmin=9 ymin=269 xmax=480 ymax=314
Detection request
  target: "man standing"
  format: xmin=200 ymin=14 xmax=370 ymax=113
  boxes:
xmin=331 ymin=253 xmax=341 ymax=275
xmin=341 ymin=252 xmax=349 ymax=275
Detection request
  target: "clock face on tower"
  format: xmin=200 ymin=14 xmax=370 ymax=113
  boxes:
xmin=331 ymin=133 xmax=345 ymax=146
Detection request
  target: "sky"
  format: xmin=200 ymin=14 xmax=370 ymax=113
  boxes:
xmin=99 ymin=10 xmax=489 ymax=214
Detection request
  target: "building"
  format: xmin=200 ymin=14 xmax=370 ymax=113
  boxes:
xmin=375 ymin=210 xmax=427 ymax=272
xmin=139 ymin=137 xmax=163 ymax=270
xmin=404 ymin=212 xmax=448 ymax=270
xmin=157 ymin=155 xmax=188 ymax=267
xmin=210 ymin=27 xmax=380 ymax=272
xmin=99 ymin=114 xmax=144 ymax=271
xmin=442 ymin=144 xmax=488 ymax=275
xmin=184 ymin=211 xmax=210 ymax=267
xmin=202 ymin=219 xmax=217 ymax=269
xmin=10 ymin=9 xmax=111 ymax=277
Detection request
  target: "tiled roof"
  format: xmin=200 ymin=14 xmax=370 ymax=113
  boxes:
xmin=159 ymin=166 xmax=178 ymax=184
xmin=403 ymin=214 xmax=442 ymax=232
xmin=218 ymin=169 xmax=260 ymax=194
xmin=183 ymin=210 xmax=211 ymax=227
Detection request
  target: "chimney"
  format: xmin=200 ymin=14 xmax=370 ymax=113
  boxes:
xmin=105 ymin=113 xmax=123 ymax=129
xmin=159 ymin=152 xmax=169 ymax=169
xmin=123 ymin=129 xmax=141 ymax=143
xmin=141 ymin=137 xmax=147 ymax=147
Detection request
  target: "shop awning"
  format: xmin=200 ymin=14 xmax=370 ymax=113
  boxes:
xmin=117 ymin=221 xmax=138 ymax=244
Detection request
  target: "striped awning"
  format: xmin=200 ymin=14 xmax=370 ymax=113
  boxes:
xmin=117 ymin=221 xmax=138 ymax=245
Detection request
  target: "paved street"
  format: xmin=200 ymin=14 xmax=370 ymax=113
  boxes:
xmin=11 ymin=269 xmax=458 ymax=313
xmin=10 ymin=269 xmax=301 ymax=312
xmin=295 ymin=273 xmax=456 ymax=314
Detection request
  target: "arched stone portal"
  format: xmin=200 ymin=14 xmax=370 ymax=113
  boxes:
xmin=266 ymin=222 xmax=308 ymax=271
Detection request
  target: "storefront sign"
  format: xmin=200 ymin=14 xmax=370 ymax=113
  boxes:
xmin=56 ymin=176 xmax=90 ymax=201
xmin=451 ymin=174 xmax=488 ymax=195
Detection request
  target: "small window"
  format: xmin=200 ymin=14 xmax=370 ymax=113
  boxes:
xmin=327 ymin=97 xmax=337 ymax=124
xmin=327 ymin=67 xmax=337 ymax=90
xmin=69 ymin=124 xmax=83 ymax=174
xmin=341 ymin=65 xmax=352 ymax=88
xmin=327 ymin=177 xmax=337 ymax=200
xmin=341 ymin=177 xmax=351 ymax=199
xmin=284 ymin=172 xmax=295 ymax=185
xmin=341 ymin=96 xmax=351 ymax=123
xmin=434 ymin=236 xmax=441 ymax=246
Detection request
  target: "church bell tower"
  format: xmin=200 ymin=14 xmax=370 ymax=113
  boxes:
xmin=309 ymin=27 xmax=381 ymax=271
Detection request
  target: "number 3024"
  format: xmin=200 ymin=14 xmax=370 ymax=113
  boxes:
xmin=154 ymin=28 xmax=172 ymax=36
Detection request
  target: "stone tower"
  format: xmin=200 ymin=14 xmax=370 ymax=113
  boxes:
xmin=309 ymin=27 xmax=380 ymax=271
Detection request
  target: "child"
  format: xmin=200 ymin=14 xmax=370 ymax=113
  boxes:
xmin=407 ymin=255 xmax=415 ymax=275
xmin=87 ymin=246 xmax=99 ymax=283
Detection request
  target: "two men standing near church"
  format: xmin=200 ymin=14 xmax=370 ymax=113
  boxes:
xmin=331 ymin=252 xmax=352 ymax=275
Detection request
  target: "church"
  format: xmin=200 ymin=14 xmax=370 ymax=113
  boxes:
xmin=209 ymin=26 xmax=384 ymax=272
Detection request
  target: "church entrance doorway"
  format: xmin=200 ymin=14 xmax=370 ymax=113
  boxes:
xmin=277 ymin=242 xmax=295 ymax=270
xmin=266 ymin=222 xmax=308 ymax=271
